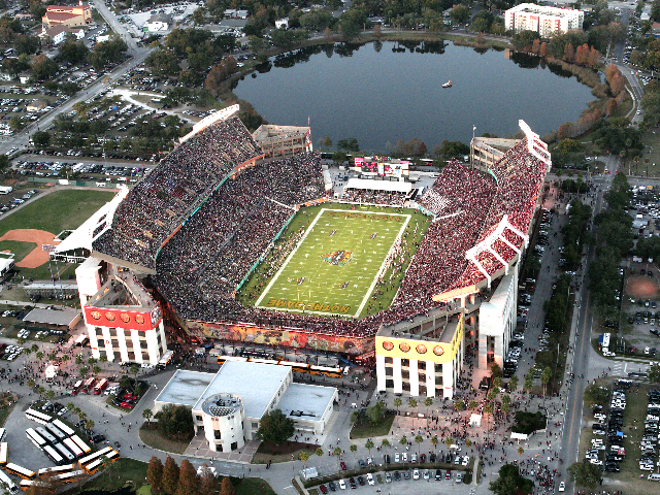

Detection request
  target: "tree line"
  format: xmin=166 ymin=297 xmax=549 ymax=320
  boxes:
xmin=148 ymin=456 xmax=237 ymax=495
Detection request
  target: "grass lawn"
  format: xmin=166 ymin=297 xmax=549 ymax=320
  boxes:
xmin=0 ymin=240 xmax=36 ymax=263
xmin=350 ymin=413 xmax=395 ymax=439
xmin=139 ymin=425 xmax=190 ymax=454
xmin=81 ymin=458 xmax=148 ymax=492
xmin=252 ymin=440 xmax=319 ymax=464
xmin=631 ymin=129 xmax=660 ymax=178
xmin=240 ymin=203 xmax=429 ymax=319
xmin=233 ymin=478 xmax=277 ymax=495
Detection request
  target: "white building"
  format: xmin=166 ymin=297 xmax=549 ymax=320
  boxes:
xmin=505 ymin=3 xmax=584 ymax=37
xmin=76 ymin=257 xmax=167 ymax=365
xmin=478 ymin=264 xmax=519 ymax=369
xmin=155 ymin=362 xmax=338 ymax=453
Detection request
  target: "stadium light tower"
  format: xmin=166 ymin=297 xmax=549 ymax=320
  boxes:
xmin=472 ymin=125 xmax=476 ymax=140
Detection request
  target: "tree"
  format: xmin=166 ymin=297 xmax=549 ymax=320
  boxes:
xmin=175 ymin=459 xmax=199 ymax=495
xmin=450 ymin=5 xmax=469 ymax=25
xmin=366 ymin=400 xmax=385 ymax=425
xmin=393 ymin=397 xmax=402 ymax=412
xmin=219 ymin=477 xmax=235 ymax=495
xmin=256 ymin=409 xmax=295 ymax=444
xmin=445 ymin=437 xmax=453 ymax=448
xmin=583 ymin=383 xmax=610 ymax=405
xmin=75 ymin=354 xmax=83 ymax=365
xmin=337 ymin=137 xmax=359 ymax=152
xmin=198 ymin=465 xmax=218 ymax=495
xmin=147 ymin=456 xmax=164 ymax=494
xmin=333 ymin=446 xmax=342 ymax=460
xmin=78 ymin=366 xmax=88 ymax=378
xmin=408 ymin=397 xmax=418 ymax=409
xmin=365 ymin=439 xmax=374 ymax=455
xmin=541 ymin=367 xmax=552 ymax=395
xmin=129 ymin=364 xmax=140 ymax=390
xmin=57 ymin=39 xmax=89 ymax=64
xmin=423 ymin=397 xmax=433 ymax=417
xmin=399 ymin=436 xmax=408 ymax=448
xmin=468 ymin=400 xmax=478 ymax=411
xmin=489 ymin=464 xmax=533 ymax=495
xmin=155 ymin=404 xmax=195 ymax=441
xmin=315 ymin=447 xmax=323 ymax=458
xmin=299 ymin=451 xmax=310 ymax=467
xmin=320 ymin=136 xmax=332 ymax=149
xmin=15 ymin=35 xmax=40 ymax=56
xmin=161 ymin=456 xmax=180 ymax=495
xmin=30 ymin=55 xmax=58 ymax=81
xmin=143 ymin=408 xmax=154 ymax=424
xmin=454 ymin=399 xmax=465 ymax=411
xmin=349 ymin=444 xmax=357 ymax=459
xmin=648 ymin=363 xmax=660 ymax=383
xmin=517 ymin=446 xmax=524 ymax=457
xmin=381 ymin=439 xmax=390 ymax=450
xmin=567 ymin=462 xmax=602 ymax=490
xmin=350 ymin=410 xmax=360 ymax=424
xmin=92 ymin=365 xmax=102 ymax=376
xmin=414 ymin=434 xmax=423 ymax=453
xmin=431 ymin=436 xmax=438 ymax=449
xmin=509 ymin=375 xmax=519 ymax=391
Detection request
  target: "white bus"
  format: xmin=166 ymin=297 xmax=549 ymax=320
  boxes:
xmin=5 ymin=463 xmax=36 ymax=479
xmin=0 ymin=442 xmax=7 ymax=466
xmin=36 ymin=427 xmax=57 ymax=445
xmin=52 ymin=420 xmax=74 ymax=437
xmin=158 ymin=349 xmax=174 ymax=367
xmin=0 ymin=469 xmax=18 ymax=493
xmin=53 ymin=443 xmax=75 ymax=462
xmin=70 ymin=435 xmax=92 ymax=454
xmin=63 ymin=438 xmax=83 ymax=457
xmin=25 ymin=408 xmax=52 ymax=425
xmin=38 ymin=464 xmax=76 ymax=479
xmin=43 ymin=445 xmax=64 ymax=465
xmin=78 ymin=446 xmax=112 ymax=467
xmin=25 ymin=428 xmax=47 ymax=450
xmin=44 ymin=423 xmax=67 ymax=442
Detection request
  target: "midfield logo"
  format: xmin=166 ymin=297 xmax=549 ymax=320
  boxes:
xmin=322 ymin=250 xmax=353 ymax=266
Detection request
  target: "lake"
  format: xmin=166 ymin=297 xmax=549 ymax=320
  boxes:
xmin=233 ymin=40 xmax=596 ymax=153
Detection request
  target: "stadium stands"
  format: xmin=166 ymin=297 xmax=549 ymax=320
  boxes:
xmin=94 ymin=111 xmax=547 ymax=342
xmin=92 ymin=116 xmax=262 ymax=271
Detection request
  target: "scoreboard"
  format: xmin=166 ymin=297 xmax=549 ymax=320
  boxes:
xmin=354 ymin=157 xmax=410 ymax=177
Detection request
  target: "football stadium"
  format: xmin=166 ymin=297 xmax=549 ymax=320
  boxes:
xmin=61 ymin=105 xmax=551 ymax=398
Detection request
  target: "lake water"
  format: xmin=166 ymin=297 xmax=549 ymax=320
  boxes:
xmin=233 ymin=41 xmax=596 ymax=153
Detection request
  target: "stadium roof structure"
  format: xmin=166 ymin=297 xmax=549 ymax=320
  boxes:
xmin=344 ymin=178 xmax=412 ymax=194
xmin=52 ymin=188 xmax=128 ymax=260
xmin=23 ymin=307 xmax=81 ymax=328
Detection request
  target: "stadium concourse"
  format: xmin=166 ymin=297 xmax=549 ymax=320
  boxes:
xmin=81 ymin=107 xmax=551 ymax=396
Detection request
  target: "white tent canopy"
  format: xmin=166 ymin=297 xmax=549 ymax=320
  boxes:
xmin=345 ymin=177 xmax=412 ymax=194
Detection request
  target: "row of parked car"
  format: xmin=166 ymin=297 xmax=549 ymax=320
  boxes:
xmin=318 ymin=468 xmax=463 ymax=492
xmin=588 ymin=380 xmax=630 ymax=472
xmin=640 ymin=389 xmax=660 ymax=473
xmin=0 ymin=343 xmax=23 ymax=361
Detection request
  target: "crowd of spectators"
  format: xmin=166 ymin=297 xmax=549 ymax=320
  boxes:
xmin=93 ymin=116 xmax=262 ymax=269
xmin=341 ymin=188 xmax=408 ymax=206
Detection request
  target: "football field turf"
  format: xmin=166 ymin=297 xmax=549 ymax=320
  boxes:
xmin=255 ymin=208 xmax=411 ymax=318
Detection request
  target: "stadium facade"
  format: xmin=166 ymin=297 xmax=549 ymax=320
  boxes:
xmin=57 ymin=105 xmax=550 ymax=399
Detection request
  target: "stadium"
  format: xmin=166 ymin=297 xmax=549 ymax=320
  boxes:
xmin=63 ymin=105 xmax=551 ymax=398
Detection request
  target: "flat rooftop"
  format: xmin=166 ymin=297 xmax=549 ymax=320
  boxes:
xmin=24 ymin=308 xmax=81 ymax=327
xmin=156 ymin=370 xmax=215 ymax=407
xmin=193 ymin=361 xmax=291 ymax=420
xmin=278 ymin=383 xmax=336 ymax=421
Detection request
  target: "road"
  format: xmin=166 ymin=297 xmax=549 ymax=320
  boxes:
xmin=0 ymin=0 xmax=152 ymax=157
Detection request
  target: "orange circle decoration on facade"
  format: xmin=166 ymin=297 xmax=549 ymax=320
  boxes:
xmin=433 ymin=345 xmax=445 ymax=356
xmin=105 ymin=312 xmax=115 ymax=321
xmin=90 ymin=310 xmax=101 ymax=320
xmin=399 ymin=342 xmax=411 ymax=353
xmin=416 ymin=344 xmax=428 ymax=355
xmin=120 ymin=313 xmax=131 ymax=323
xmin=382 ymin=341 xmax=394 ymax=351
xmin=135 ymin=315 xmax=145 ymax=325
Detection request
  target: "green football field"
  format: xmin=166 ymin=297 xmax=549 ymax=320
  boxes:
xmin=255 ymin=208 xmax=411 ymax=318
